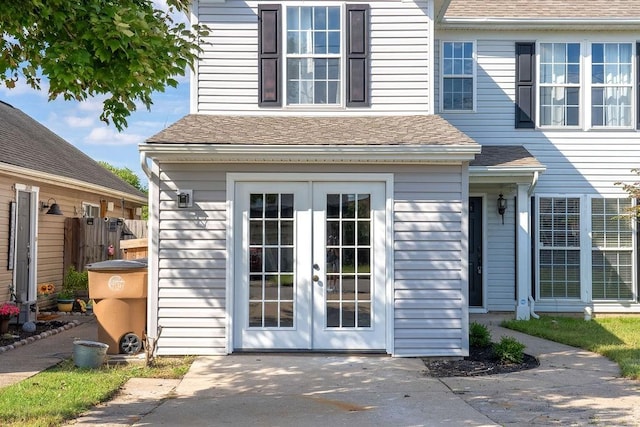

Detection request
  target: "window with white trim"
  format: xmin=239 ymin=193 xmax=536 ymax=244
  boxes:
xmin=441 ymin=41 xmax=475 ymax=111
xmin=591 ymin=198 xmax=634 ymax=300
xmin=538 ymin=197 xmax=581 ymax=299
xmin=286 ymin=6 xmax=341 ymax=105
xmin=83 ymin=202 xmax=99 ymax=218
xmin=536 ymin=196 xmax=637 ymax=303
xmin=591 ymin=43 xmax=633 ymax=128
xmin=529 ymin=41 xmax=636 ymax=129
xmin=539 ymin=43 xmax=581 ymax=126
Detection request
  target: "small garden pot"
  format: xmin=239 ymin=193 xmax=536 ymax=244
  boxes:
xmin=57 ymin=299 xmax=74 ymax=312
xmin=73 ymin=340 xmax=109 ymax=368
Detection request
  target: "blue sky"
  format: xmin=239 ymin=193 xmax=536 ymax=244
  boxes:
xmin=0 ymin=77 xmax=190 ymax=184
xmin=0 ymin=1 xmax=190 ymax=185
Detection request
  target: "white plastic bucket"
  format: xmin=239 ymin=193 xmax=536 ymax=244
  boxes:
xmin=73 ymin=340 xmax=109 ymax=368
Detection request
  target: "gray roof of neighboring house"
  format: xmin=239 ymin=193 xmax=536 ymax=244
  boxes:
xmin=0 ymin=101 xmax=145 ymax=199
xmin=443 ymin=0 xmax=640 ymax=19
xmin=470 ymin=145 xmax=544 ymax=169
xmin=146 ymin=114 xmax=478 ymax=146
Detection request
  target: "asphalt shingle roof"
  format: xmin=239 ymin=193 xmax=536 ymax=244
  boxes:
xmin=443 ymin=0 xmax=640 ymax=19
xmin=0 ymin=101 xmax=145 ymax=198
xmin=146 ymin=114 xmax=478 ymax=146
xmin=470 ymin=145 xmax=543 ymax=168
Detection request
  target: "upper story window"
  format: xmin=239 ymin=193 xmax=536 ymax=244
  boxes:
xmin=539 ymin=43 xmax=580 ymax=127
xmin=516 ymin=41 xmax=636 ymax=130
xmin=591 ymin=43 xmax=633 ymax=128
xmin=441 ymin=41 xmax=475 ymax=111
xmin=258 ymin=4 xmax=369 ymax=109
xmin=286 ymin=6 xmax=341 ymax=105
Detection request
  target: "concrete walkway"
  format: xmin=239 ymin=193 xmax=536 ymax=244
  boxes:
xmin=1 ymin=315 xmax=639 ymax=426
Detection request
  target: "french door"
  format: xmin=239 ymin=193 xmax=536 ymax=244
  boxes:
xmin=233 ymin=181 xmax=386 ymax=351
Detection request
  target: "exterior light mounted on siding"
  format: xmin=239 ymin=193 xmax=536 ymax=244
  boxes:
xmin=497 ymin=193 xmax=507 ymax=224
xmin=40 ymin=198 xmax=63 ymax=215
xmin=177 ymin=190 xmax=193 ymax=208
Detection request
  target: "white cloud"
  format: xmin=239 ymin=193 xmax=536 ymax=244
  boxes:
xmin=77 ymin=97 xmax=107 ymax=113
xmin=85 ymin=127 xmax=147 ymax=146
xmin=64 ymin=115 xmax=95 ymax=128
xmin=0 ymin=78 xmax=49 ymax=98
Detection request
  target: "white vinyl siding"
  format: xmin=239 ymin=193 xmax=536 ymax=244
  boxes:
xmin=152 ymin=163 xmax=467 ymax=356
xmin=196 ymin=0 xmax=431 ymax=114
xmin=393 ymin=166 xmax=466 ymax=357
xmin=439 ymin=30 xmax=640 ymax=313
xmin=155 ymin=164 xmax=228 ymax=355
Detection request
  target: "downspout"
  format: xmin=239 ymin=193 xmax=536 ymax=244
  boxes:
xmin=528 ymin=171 xmax=540 ymax=319
xmin=140 ymin=151 xmax=159 ymax=356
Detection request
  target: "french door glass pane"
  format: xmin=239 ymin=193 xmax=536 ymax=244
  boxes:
xmin=248 ymin=193 xmax=296 ymax=328
xmin=325 ymin=193 xmax=372 ymax=328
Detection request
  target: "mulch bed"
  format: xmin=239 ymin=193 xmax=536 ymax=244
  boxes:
xmin=0 ymin=320 xmax=69 ymax=348
xmin=422 ymin=345 xmax=539 ymax=377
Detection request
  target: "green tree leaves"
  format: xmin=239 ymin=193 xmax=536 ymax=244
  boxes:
xmin=1 ymin=0 xmax=206 ymax=130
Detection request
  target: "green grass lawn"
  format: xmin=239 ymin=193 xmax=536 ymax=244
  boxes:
xmin=502 ymin=316 xmax=640 ymax=380
xmin=0 ymin=357 xmax=194 ymax=427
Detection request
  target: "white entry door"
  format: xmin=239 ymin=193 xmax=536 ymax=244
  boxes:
xmin=234 ymin=181 xmax=386 ymax=351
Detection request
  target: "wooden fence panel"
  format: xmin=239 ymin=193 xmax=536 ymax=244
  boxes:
xmin=64 ymin=217 xmax=127 ymax=272
xmin=123 ymin=220 xmax=148 ymax=239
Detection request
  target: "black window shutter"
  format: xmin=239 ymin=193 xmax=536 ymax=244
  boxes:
xmin=637 ymin=42 xmax=640 ymax=129
xmin=346 ymin=4 xmax=370 ymax=107
xmin=515 ymin=42 xmax=535 ymax=128
xmin=258 ymin=5 xmax=281 ymax=107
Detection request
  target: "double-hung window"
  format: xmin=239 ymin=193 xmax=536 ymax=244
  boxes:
xmin=258 ymin=4 xmax=369 ymax=108
xmin=538 ymin=197 xmax=581 ymax=299
xmin=539 ymin=43 xmax=581 ymax=127
xmin=537 ymin=196 xmax=637 ymax=303
xmin=441 ymin=41 xmax=475 ymax=111
xmin=591 ymin=43 xmax=633 ymax=128
xmin=286 ymin=6 xmax=341 ymax=105
xmin=517 ymin=41 xmax=636 ymax=129
xmin=591 ymin=198 xmax=634 ymax=300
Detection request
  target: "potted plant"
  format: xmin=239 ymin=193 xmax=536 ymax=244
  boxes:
xmin=0 ymin=302 xmax=20 ymax=333
xmin=57 ymin=288 xmax=75 ymax=312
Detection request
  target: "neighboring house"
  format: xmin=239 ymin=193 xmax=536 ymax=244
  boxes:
xmin=0 ymin=100 xmax=147 ymax=317
xmin=140 ymin=0 xmax=638 ymax=357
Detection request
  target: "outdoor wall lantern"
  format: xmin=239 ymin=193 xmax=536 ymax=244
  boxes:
xmin=40 ymin=198 xmax=63 ymax=215
xmin=497 ymin=193 xmax=507 ymax=224
xmin=177 ymin=189 xmax=193 ymax=208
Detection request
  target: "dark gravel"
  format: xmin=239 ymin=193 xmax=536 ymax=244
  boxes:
xmin=422 ymin=345 xmax=539 ymax=377
xmin=0 ymin=321 xmax=68 ymax=347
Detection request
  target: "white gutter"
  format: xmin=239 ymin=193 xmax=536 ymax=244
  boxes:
xmin=140 ymin=151 xmax=152 ymax=179
xmin=0 ymin=162 xmax=147 ymax=204
xmin=527 ymin=170 xmax=539 ymax=197
xmin=139 ymin=143 xmax=482 ymax=164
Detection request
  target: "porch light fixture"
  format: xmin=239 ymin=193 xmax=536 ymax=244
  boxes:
xmin=497 ymin=193 xmax=506 ymax=224
xmin=177 ymin=189 xmax=193 ymax=208
xmin=40 ymin=198 xmax=63 ymax=215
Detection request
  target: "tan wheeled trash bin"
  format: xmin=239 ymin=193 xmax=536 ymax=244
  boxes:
xmin=87 ymin=259 xmax=147 ymax=355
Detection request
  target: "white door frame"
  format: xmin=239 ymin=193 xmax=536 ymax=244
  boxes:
xmin=12 ymin=184 xmax=39 ymax=304
xmin=226 ymin=173 xmax=394 ymax=354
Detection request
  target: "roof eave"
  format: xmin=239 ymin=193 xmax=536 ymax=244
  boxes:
xmin=0 ymin=162 xmax=147 ymax=204
xmin=140 ymin=143 xmax=482 ymax=164
xmin=438 ymin=17 xmax=640 ymax=30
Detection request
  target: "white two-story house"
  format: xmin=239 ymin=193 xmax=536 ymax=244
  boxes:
xmin=140 ymin=0 xmax=639 ymax=357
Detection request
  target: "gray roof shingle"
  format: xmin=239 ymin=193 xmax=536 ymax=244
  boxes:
xmin=470 ymin=145 xmax=543 ymax=168
xmin=443 ymin=0 xmax=640 ymax=20
xmin=146 ymin=114 xmax=479 ymax=146
xmin=0 ymin=101 xmax=145 ymax=199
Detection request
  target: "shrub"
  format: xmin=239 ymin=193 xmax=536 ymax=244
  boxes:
xmin=493 ymin=336 xmax=526 ymax=364
xmin=469 ymin=321 xmax=492 ymax=348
